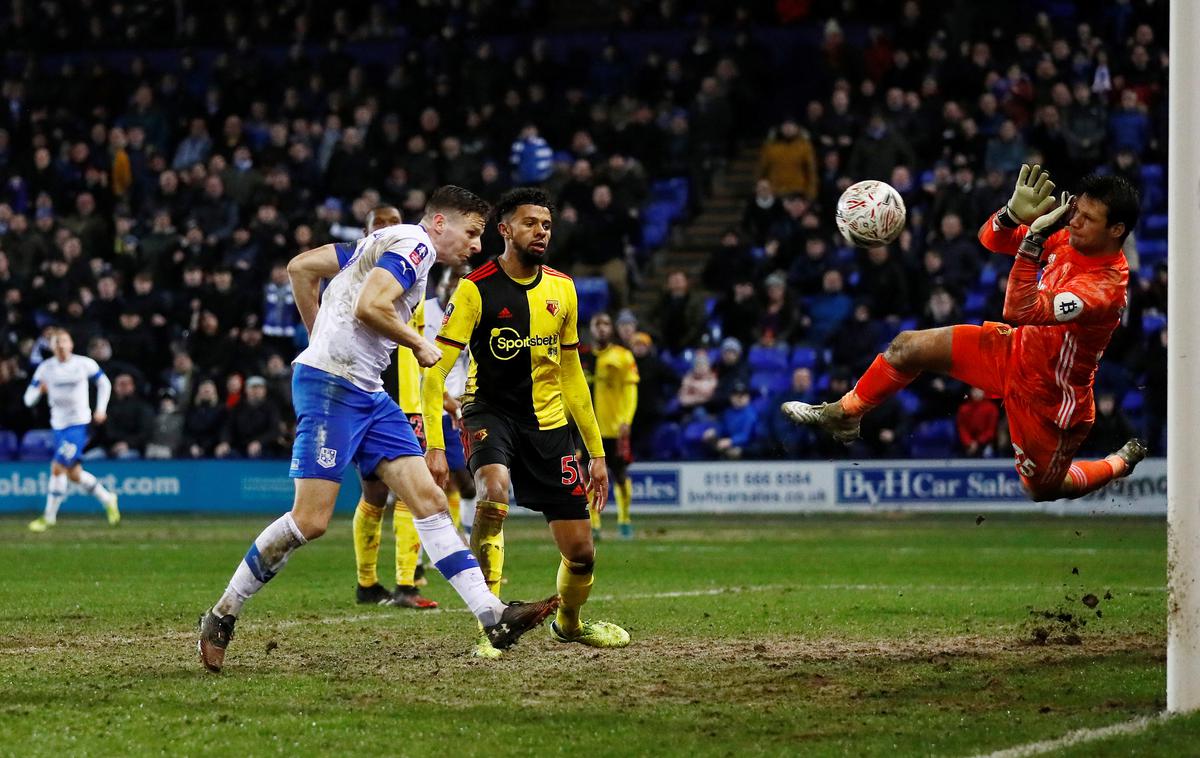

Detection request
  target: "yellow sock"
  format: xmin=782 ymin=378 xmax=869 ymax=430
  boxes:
xmin=589 ymin=505 xmax=601 ymax=530
xmin=555 ymin=555 xmax=594 ymax=633
xmin=352 ymin=499 xmax=384 ymax=587
xmin=446 ymin=488 xmax=461 ymax=530
xmin=470 ymin=499 xmax=508 ymax=596
xmin=616 ymin=479 xmax=632 ymax=526
xmin=393 ymin=499 xmax=422 ymax=586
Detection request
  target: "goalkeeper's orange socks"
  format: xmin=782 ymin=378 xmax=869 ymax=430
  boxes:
xmin=1065 ymin=456 xmax=1127 ymax=497
xmin=842 ymin=354 xmax=919 ymax=416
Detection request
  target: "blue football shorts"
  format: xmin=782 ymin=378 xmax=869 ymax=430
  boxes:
xmin=52 ymin=424 xmax=89 ymax=466
xmin=442 ymin=413 xmax=467 ymax=471
xmin=290 ymin=364 xmax=424 ymax=482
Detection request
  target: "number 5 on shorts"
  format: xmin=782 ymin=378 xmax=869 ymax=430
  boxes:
xmin=560 ymin=454 xmax=580 ymax=485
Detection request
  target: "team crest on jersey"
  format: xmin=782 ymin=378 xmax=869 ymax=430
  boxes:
xmin=474 ymin=428 xmax=488 ymax=442
xmin=441 ymin=303 xmax=455 ymax=327
xmin=409 ymin=243 xmax=429 ymax=267
xmin=317 ymin=447 xmax=338 ymax=468
xmin=546 ymin=300 xmax=559 ymax=316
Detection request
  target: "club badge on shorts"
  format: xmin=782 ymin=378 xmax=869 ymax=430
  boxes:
xmin=317 ymin=447 xmax=338 ymax=468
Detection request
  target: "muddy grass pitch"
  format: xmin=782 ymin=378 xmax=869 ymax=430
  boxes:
xmin=1 ymin=513 xmax=1194 ymax=756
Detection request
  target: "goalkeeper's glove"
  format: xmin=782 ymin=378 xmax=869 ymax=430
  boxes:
xmin=998 ymin=163 xmax=1057 ymax=228
xmin=1017 ymin=192 xmax=1075 ymax=262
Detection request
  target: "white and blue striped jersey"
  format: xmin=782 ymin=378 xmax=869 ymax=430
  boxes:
xmin=24 ymin=354 xmax=110 ymax=429
xmin=293 ymin=223 xmax=436 ymax=393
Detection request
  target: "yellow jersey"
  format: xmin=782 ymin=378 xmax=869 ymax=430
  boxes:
xmin=435 ymin=260 xmax=580 ymax=429
xmin=591 ymin=343 xmax=638 ymax=439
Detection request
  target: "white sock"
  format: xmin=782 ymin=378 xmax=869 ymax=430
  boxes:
xmin=76 ymin=470 xmax=113 ymax=503
xmin=413 ymin=511 xmax=504 ymax=626
xmin=460 ymin=495 xmax=477 ymax=537
xmin=213 ymin=513 xmax=307 ymax=618
xmin=44 ymin=473 xmax=67 ymax=524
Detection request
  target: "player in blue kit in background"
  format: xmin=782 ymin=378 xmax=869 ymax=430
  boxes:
xmin=24 ymin=328 xmax=121 ymax=532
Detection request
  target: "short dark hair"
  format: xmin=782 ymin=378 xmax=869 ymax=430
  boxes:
xmin=493 ymin=187 xmax=553 ymax=223
xmin=427 ymin=185 xmax=490 ymax=219
xmin=1077 ymin=174 xmax=1140 ymax=243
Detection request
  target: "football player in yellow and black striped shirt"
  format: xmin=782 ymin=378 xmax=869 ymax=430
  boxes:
xmin=423 ymin=187 xmax=630 ymax=658
xmin=587 ymin=312 xmax=639 ymax=539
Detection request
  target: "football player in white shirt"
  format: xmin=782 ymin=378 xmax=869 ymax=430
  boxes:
xmin=23 ymin=328 xmax=120 ymax=532
xmin=197 ymin=186 xmax=560 ymax=673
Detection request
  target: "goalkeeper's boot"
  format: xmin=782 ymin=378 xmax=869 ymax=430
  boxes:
xmin=1114 ymin=438 xmax=1148 ymax=477
xmin=550 ymin=619 xmax=631 ymax=648
xmin=197 ymin=610 xmax=236 ymax=673
xmin=356 ymin=583 xmax=393 ymax=605
xmin=385 ymin=585 xmax=439 ymax=609
xmin=28 ymin=517 xmax=52 ymax=533
xmin=780 ymin=400 xmax=861 ymax=444
xmin=471 ymin=631 xmax=503 ymax=659
xmin=102 ymin=494 xmax=120 ymax=526
xmin=483 ymin=595 xmax=560 ymax=650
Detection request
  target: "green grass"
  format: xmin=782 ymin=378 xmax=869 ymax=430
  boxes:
xmin=0 ymin=513 xmax=1177 ymax=756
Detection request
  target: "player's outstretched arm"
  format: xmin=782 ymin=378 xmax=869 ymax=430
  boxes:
xmin=354 ymin=268 xmax=441 ymax=366
xmin=287 ymin=244 xmax=342 ymax=335
xmin=979 ymin=163 xmax=1056 ymax=254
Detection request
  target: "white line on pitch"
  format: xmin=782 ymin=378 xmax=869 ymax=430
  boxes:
xmin=965 ymin=713 xmax=1170 ymax=758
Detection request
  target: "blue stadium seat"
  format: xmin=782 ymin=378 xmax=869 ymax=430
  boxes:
xmin=641 ymin=201 xmax=677 ymax=250
xmin=979 ymin=264 xmax=998 ymax=288
xmin=663 ymin=350 xmax=695 ymax=377
xmin=748 ymin=345 xmax=788 ymax=372
xmin=0 ymin=431 xmax=18 ymax=461
xmin=964 ymin=291 xmax=987 ymax=318
xmin=651 ymin=177 xmax=689 ymax=217
xmin=1142 ymin=213 xmax=1168 ymax=236
xmin=1122 ymin=391 xmax=1145 ymax=415
xmin=909 ymin=419 xmax=957 ymax=459
xmin=790 ymin=345 xmax=819 ymax=369
xmin=1142 ymin=312 xmax=1166 ymax=334
xmin=749 ymin=370 xmax=789 ymax=397
xmin=575 ymin=277 xmax=609 ymax=323
xmin=19 ymin=429 xmax=57 ymax=461
xmin=649 ymin=423 xmax=682 ymax=461
xmin=898 ymin=317 xmax=918 ymax=333
xmin=1141 ymin=164 xmax=1165 ymax=183
xmin=896 ymin=390 xmax=922 ymax=417
xmin=1141 ymin=182 xmax=1165 ymax=213
xmin=1139 ymin=240 xmax=1167 ymax=266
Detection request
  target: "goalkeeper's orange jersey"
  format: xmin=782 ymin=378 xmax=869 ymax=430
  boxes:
xmin=977 ymin=210 xmax=1129 ymax=428
xmin=591 ymin=343 xmax=638 ymax=439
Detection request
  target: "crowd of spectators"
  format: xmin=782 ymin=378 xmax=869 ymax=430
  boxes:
xmin=0 ymin=1 xmax=1170 ymax=464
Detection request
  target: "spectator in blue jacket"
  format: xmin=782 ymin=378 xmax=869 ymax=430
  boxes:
xmin=704 ymin=382 xmax=757 ymax=459
xmin=510 ymin=124 xmax=554 ymax=185
xmin=1108 ymin=89 xmax=1151 ymax=156
xmin=804 ymin=269 xmax=854 ymax=345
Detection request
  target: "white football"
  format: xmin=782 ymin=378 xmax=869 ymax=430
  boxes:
xmin=835 ymin=180 xmax=907 ymax=247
